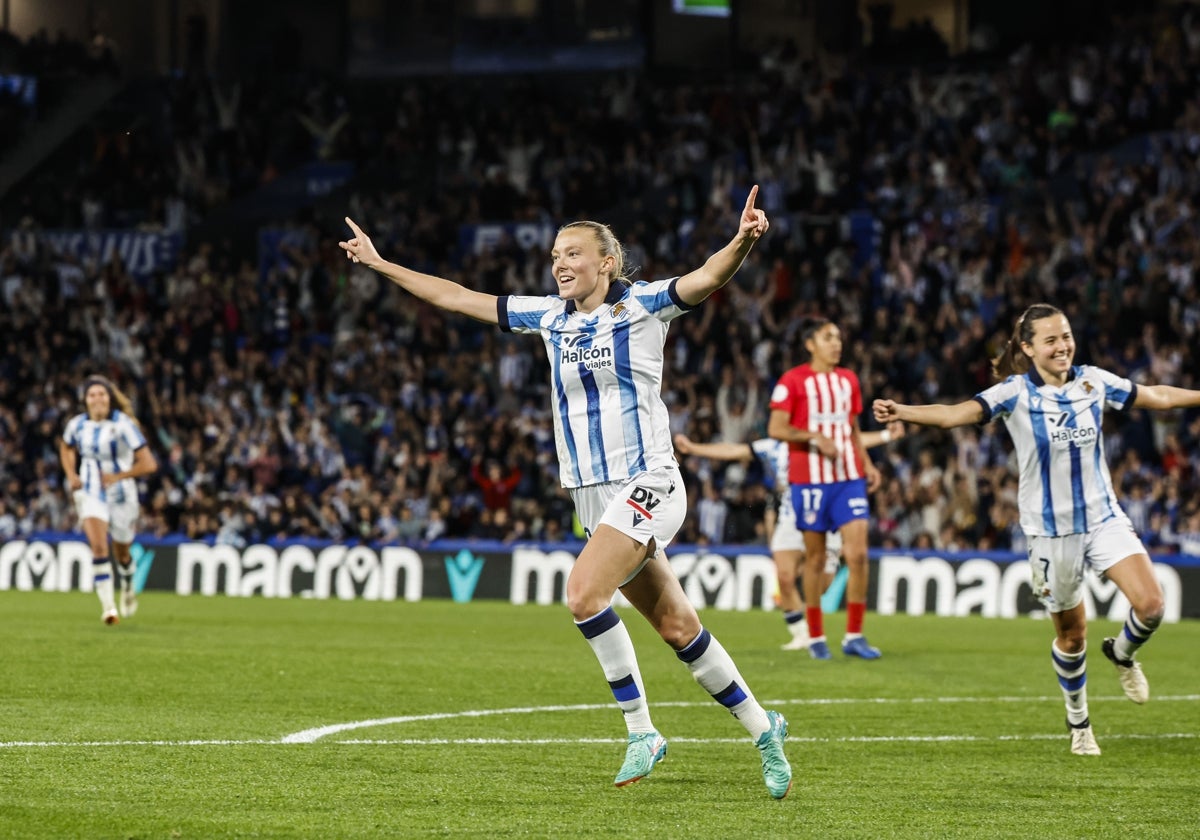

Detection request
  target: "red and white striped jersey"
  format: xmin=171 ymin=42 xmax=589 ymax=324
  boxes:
xmin=769 ymin=364 xmax=864 ymax=485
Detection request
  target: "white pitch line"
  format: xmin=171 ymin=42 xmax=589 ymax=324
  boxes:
xmin=281 ymin=694 xmax=1200 ymax=743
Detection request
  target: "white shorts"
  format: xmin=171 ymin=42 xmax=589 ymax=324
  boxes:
xmin=570 ymin=466 xmax=687 ymax=551
xmin=771 ymin=505 xmax=842 ymax=574
xmin=1027 ymin=516 xmax=1147 ymax=612
xmin=74 ymin=489 xmax=140 ymax=544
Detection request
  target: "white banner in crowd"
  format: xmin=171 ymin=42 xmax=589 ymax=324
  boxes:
xmin=38 ymin=229 xmax=183 ymax=278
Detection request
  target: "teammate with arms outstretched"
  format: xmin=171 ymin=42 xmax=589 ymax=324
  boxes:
xmin=339 ymin=187 xmax=792 ymax=798
xmin=674 ymin=420 xmax=904 ymax=651
xmin=874 ymin=303 xmax=1195 ymax=755
xmin=59 ymin=375 xmax=157 ymax=624
xmin=768 ymin=318 xmax=882 ymax=661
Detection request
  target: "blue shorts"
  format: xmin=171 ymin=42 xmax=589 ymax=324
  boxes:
xmin=790 ymin=479 xmax=869 ymax=533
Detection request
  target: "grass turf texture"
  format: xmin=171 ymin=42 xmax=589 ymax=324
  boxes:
xmin=1 ymin=591 xmax=1197 ymax=839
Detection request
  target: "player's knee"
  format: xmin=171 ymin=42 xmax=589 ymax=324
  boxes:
xmin=565 ymin=584 xmax=605 ymax=622
xmin=1056 ymin=628 xmax=1086 ymax=653
xmin=1136 ymin=597 xmax=1165 ymax=629
xmin=660 ymin=614 xmax=702 ymax=650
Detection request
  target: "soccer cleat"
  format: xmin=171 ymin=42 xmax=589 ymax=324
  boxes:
xmin=102 ymin=608 xmax=119 ymax=625
xmin=1069 ymin=720 xmax=1101 ymax=756
xmin=755 ymin=710 xmax=792 ymax=799
xmin=1102 ymin=637 xmax=1148 ymax=704
xmin=614 ymin=731 xmax=667 ymax=787
xmin=808 ymin=639 xmax=832 ymax=660
xmin=120 ymin=585 xmax=138 ymax=618
xmin=842 ymin=636 xmax=882 ymax=660
xmin=781 ymin=623 xmax=810 ymax=651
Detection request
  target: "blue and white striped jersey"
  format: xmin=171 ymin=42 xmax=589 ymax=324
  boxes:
xmin=498 ymin=279 xmax=691 ymax=489
xmin=973 ymin=365 xmax=1137 ymax=537
xmin=62 ymin=410 xmax=147 ymax=504
xmin=744 ymin=436 xmax=792 ymax=494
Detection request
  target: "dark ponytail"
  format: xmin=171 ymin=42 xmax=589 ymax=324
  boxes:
xmin=991 ymin=303 xmax=1063 ymax=380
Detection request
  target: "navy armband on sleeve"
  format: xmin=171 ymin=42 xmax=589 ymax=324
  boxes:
xmin=497 ymin=296 xmax=512 ymax=332
xmin=972 ymin=396 xmax=993 ymax=423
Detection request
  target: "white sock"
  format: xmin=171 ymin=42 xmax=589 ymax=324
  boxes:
xmin=1052 ymin=640 xmax=1089 ymax=726
xmin=1113 ymin=608 xmax=1157 ymax=661
xmin=677 ymin=628 xmax=771 ymax=739
xmin=576 ymin=607 xmax=654 ymax=734
xmin=93 ymin=557 xmax=115 ymax=612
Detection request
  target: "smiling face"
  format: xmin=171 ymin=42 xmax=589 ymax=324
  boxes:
xmin=551 ymin=227 xmax=615 ymax=312
xmin=84 ymin=384 xmax=111 ymax=420
xmin=1022 ymin=313 xmax=1075 ymax=382
xmin=805 ymin=322 xmax=843 ymax=371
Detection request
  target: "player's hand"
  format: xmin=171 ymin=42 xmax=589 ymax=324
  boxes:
xmin=339 ymin=217 xmax=383 ymax=269
xmin=66 ymin=474 xmax=82 ymax=491
xmin=100 ymin=473 xmax=122 ymax=488
xmin=812 ymin=434 xmax=838 ymax=458
xmin=673 ymin=433 xmax=694 ymax=454
xmin=738 ymin=185 xmax=769 ymax=241
xmin=865 ymin=462 xmax=882 ymax=493
xmin=885 ymin=420 xmax=906 ymax=441
xmin=873 ymin=399 xmax=899 ymax=423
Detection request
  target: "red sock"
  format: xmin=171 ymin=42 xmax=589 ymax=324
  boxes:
xmin=805 ymin=606 xmax=824 ymax=639
xmin=847 ymin=601 xmax=866 ymax=635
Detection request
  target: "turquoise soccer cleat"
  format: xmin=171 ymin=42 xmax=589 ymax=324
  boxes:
xmin=614 ymin=730 xmax=668 ymax=787
xmin=755 ymin=710 xmax=792 ymax=799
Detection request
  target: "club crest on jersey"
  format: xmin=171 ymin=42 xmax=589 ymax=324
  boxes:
xmin=804 ymin=511 xmax=817 ymax=525
xmin=627 ymin=485 xmax=659 ymax=527
xmin=610 ymin=302 xmax=629 ymax=320
xmin=1082 ymin=380 xmax=1094 ymax=394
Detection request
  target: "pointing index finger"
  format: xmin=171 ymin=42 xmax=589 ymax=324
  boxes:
xmin=344 ymin=216 xmax=364 ymax=237
xmin=744 ymin=185 xmax=759 ymax=214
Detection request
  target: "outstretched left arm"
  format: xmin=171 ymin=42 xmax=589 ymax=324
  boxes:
xmin=1133 ymin=385 xmax=1200 ymax=411
xmin=673 ymin=185 xmax=769 ymax=306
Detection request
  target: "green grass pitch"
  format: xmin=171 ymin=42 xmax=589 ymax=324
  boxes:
xmin=1 ymin=591 xmax=1197 ymax=838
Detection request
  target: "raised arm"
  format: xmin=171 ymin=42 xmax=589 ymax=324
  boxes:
xmin=1133 ymin=384 xmax=1200 ymax=411
xmin=673 ymin=433 xmax=754 ymax=462
xmin=673 ymin=185 xmax=769 ymax=306
xmin=873 ymin=399 xmax=984 ymax=429
xmin=339 ymin=217 xmax=499 ymax=324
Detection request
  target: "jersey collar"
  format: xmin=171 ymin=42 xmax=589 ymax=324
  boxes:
xmin=1027 ymin=365 xmax=1078 ymax=387
xmin=563 ymin=282 xmax=626 ymax=315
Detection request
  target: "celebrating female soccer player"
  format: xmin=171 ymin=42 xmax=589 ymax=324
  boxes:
xmin=59 ymin=375 xmax=158 ymax=624
xmin=339 ymin=187 xmax=792 ymax=798
xmin=873 ymin=302 xmax=1198 ymax=755
xmin=674 ymin=421 xmax=904 ymax=651
xmin=768 ymin=318 xmax=883 ymax=661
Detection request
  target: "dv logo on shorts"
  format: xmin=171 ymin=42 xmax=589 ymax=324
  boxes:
xmin=627 ymin=486 xmax=660 ymax=527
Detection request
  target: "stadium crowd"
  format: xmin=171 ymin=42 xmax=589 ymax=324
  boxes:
xmin=4 ymin=5 xmax=1200 ymax=555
